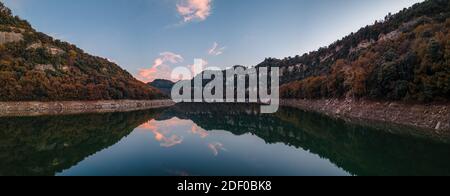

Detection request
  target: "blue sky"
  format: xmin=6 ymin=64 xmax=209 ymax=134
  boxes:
xmin=2 ymin=0 xmax=423 ymax=82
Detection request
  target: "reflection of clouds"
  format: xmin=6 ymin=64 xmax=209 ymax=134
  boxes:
xmin=165 ymin=118 xmax=193 ymax=127
xmin=140 ymin=122 xmax=158 ymax=130
xmin=191 ymin=124 xmax=208 ymax=138
xmin=139 ymin=118 xmax=220 ymax=155
xmin=208 ymin=142 xmax=226 ymax=156
xmin=157 ymin=132 xmax=183 ymax=148
xmin=139 ymin=119 xmax=185 ymax=148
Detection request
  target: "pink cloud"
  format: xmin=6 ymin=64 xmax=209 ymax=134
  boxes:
xmin=138 ymin=52 xmax=183 ymax=83
xmin=139 ymin=120 xmax=184 ymax=148
xmin=208 ymin=42 xmax=225 ymax=56
xmin=176 ymin=0 xmax=212 ymax=23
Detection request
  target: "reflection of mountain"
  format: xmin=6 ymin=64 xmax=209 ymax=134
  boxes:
xmin=0 ymin=110 xmax=162 ymax=176
xmin=162 ymin=104 xmax=450 ymax=176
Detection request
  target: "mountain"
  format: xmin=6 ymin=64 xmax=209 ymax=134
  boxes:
xmin=0 ymin=2 xmax=164 ymax=101
xmin=180 ymin=0 xmax=448 ymax=103
xmin=148 ymin=79 xmax=174 ymax=95
xmin=257 ymin=0 xmax=449 ymax=102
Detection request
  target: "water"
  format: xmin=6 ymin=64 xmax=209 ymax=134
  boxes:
xmin=0 ymin=104 xmax=449 ymax=176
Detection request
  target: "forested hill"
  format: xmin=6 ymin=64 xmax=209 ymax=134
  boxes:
xmin=0 ymin=2 xmax=164 ymax=101
xmin=148 ymin=79 xmax=175 ymax=96
xmin=258 ymin=0 xmax=449 ymax=102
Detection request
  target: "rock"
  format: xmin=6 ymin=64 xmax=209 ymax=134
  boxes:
xmin=35 ymin=64 xmax=55 ymax=72
xmin=48 ymin=46 xmax=65 ymax=55
xmin=0 ymin=32 xmax=23 ymax=44
xmin=378 ymin=30 xmax=400 ymax=42
xmin=435 ymin=122 xmax=441 ymax=130
xmin=57 ymin=65 xmax=71 ymax=72
xmin=26 ymin=42 xmax=43 ymax=50
xmin=27 ymin=42 xmax=65 ymax=55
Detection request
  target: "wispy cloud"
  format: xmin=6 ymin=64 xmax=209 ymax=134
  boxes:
xmin=188 ymin=58 xmax=208 ymax=76
xmin=176 ymin=0 xmax=212 ymax=23
xmin=154 ymin=52 xmax=184 ymax=67
xmin=208 ymin=42 xmax=225 ymax=56
xmin=138 ymin=52 xmax=184 ymax=83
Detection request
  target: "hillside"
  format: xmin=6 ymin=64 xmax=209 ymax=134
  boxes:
xmin=148 ymin=79 xmax=175 ymax=96
xmin=256 ymin=0 xmax=449 ymax=102
xmin=0 ymin=2 xmax=164 ymax=101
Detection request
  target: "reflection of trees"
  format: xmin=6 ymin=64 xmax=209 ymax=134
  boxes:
xmin=0 ymin=110 xmax=162 ymax=176
xmin=163 ymin=103 xmax=450 ymax=176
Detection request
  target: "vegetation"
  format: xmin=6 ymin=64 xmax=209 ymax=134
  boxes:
xmin=0 ymin=2 xmax=164 ymax=101
xmin=148 ymin=79 xmax=175 ymax=95
xmin=256 ymin=0 xmax=450 ymax=102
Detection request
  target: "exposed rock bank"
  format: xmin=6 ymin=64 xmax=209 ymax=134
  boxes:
xmin=281 ymin=99 xmax=450 ymax=133
xmin=0 ymin=100 xmax=175 ymax=117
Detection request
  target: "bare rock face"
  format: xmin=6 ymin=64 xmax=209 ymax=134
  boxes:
xmin=378 ymin=30 xmax=401 ymax=42
xmin=26 ymin=42 xmax=43 ymax=50
xmin=27 ymin=42 xmax=66 ymax=55
xmin=56 ymin=65 xmax=71 ymax=72
xmin=0 ymin=100 xmax=175 ymax=117
xmin=35 ymin=64 xmax=56 ymax=72
xmin=0 ymin=32 xmax=23 ymax=44
xmin=48 ymin=46 xmax=65 ymax=55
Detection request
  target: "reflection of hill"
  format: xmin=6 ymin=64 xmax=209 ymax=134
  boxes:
xmin=0 ymin=110 xmax=162 ymax=176
xmin=164 ymin=103 xmax=450 ymax=176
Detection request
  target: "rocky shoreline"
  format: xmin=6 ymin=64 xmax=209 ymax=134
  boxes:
xmin=281 ymin=99 xmax=450 ymax=138
xmin=0 ymin=100 xmax=175 ymax=117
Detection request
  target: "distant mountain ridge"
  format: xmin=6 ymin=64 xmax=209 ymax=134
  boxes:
xmin=148 ymin=79 xmax=175 ymax=95
xmin=0 ymin=2 xmax=164 ymax=101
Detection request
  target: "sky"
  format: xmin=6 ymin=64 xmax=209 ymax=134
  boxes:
xmin=1 ymin=0 xmax=424 ymax=82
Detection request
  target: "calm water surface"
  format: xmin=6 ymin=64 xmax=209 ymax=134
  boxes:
xmin=0 ymin=104 xmax=449 ymax=176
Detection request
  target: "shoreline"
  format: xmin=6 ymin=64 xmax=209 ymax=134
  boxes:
xmin=1 ymin=98 xmax=449 ymax=140
xmin=0 ymin=99 xmax=175 ymax=117
xmin=281 ymin=99 xmax=450 ymax=133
